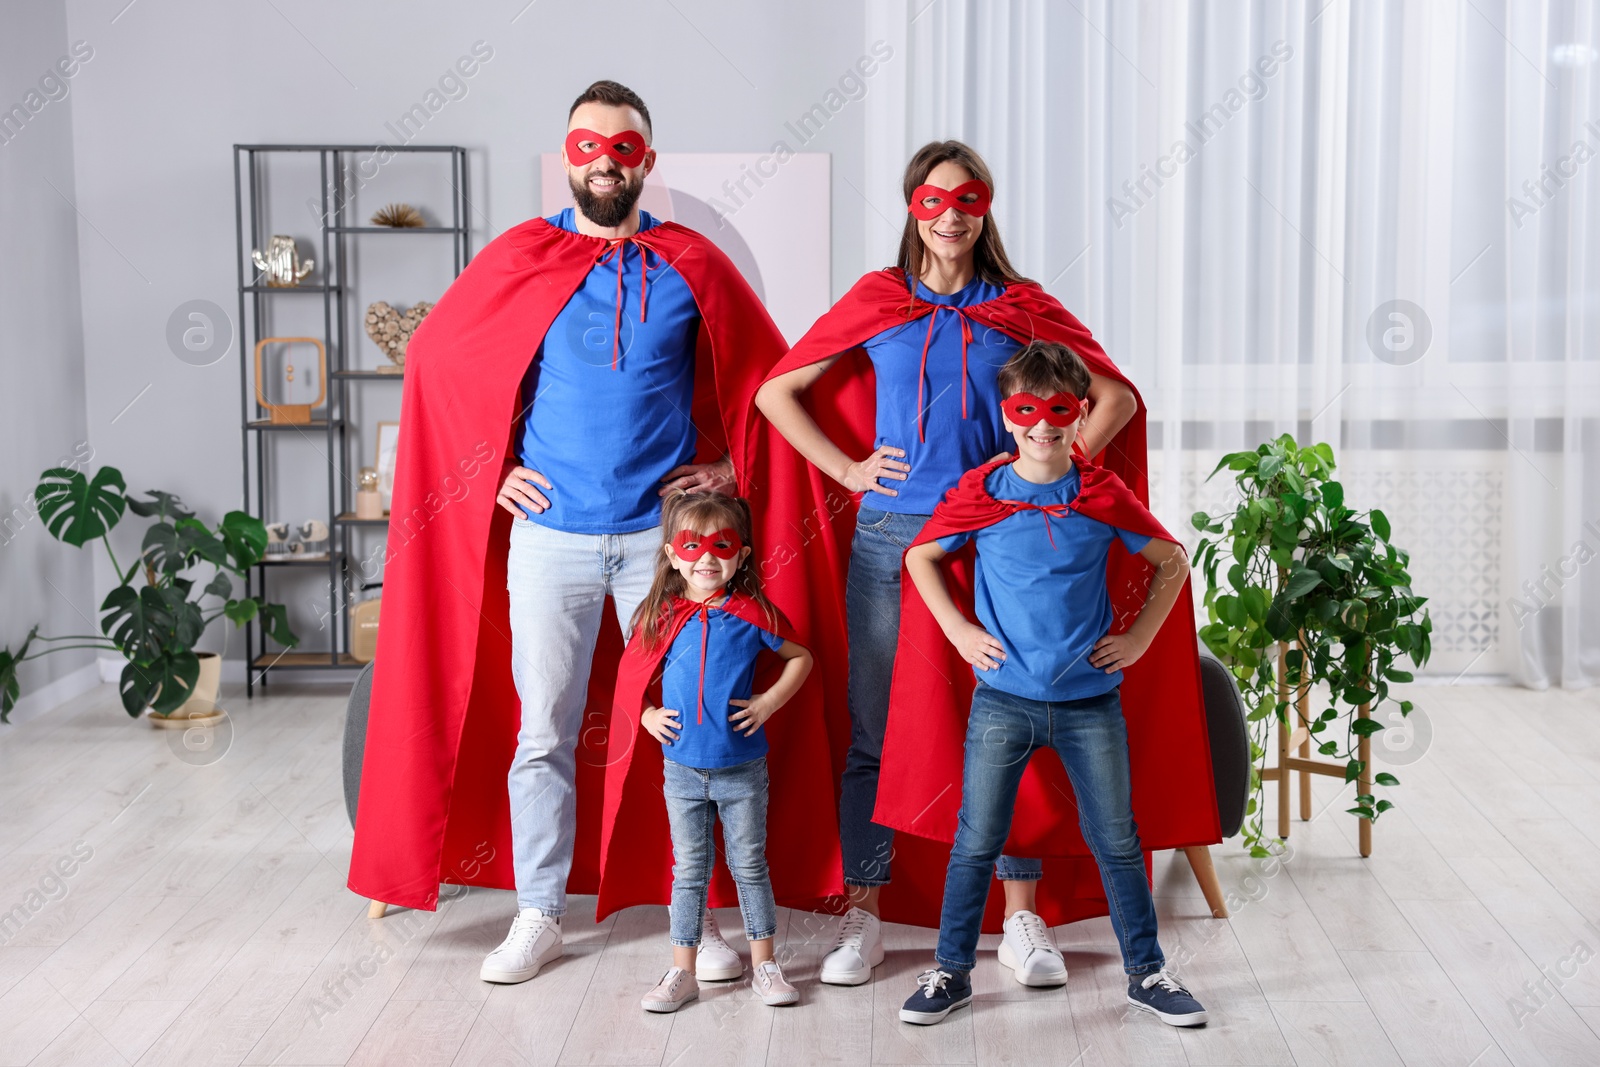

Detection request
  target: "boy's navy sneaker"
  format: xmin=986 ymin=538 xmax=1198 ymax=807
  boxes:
xmin=1127 ymin=968 xmax=1208 ymax=1026
xmin=898 ymin=968 xmax=973 ymax=1025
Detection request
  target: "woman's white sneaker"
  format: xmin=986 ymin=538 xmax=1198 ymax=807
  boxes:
xmin=752 ymin=959 xmax=800 ymax=1005
xmin=819 ymin=907 xmax=884 ymax=985
xmin=641 ymin=967 xmax=700 ymax=1013
xmin=480 ymin=907 xmax=562 ymax=984
xmin=696 ymin=910 xmax=744 ymax=981
xmin=997 ymin=910 xmax=1067 ymax=987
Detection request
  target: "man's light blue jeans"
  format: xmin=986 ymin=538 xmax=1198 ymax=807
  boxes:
xmin=506 ymin=516 xmax=660 ymax=915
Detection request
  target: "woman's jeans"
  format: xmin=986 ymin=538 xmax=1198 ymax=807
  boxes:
xmin=934 ymin=681 xmax=1164 ymax=976
xmin=662 ymin=756 xmax=778 ymax=946
xmin=841 ymin=506 xmax=1041 ymax=887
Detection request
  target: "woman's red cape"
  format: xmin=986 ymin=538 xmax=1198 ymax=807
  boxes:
xmin=761 ymin=269 xmax=1218 ymax=930
xmin=348 ymin=217 xmax=845 ymax=915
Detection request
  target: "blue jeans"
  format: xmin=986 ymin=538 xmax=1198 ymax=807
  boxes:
xmin=935 ymin=681 xmax=1163 ymax=976
xmin=662 ymin=756 xmax=777 ymax=946
xmin=841 ymin=506 xmax=1041 ymax=887
xmin=506 ymin=517 xmax=660 ymax=915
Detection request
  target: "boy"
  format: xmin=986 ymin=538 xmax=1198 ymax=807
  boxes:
xmin=896 ymin=340 xmax=1208 ymax=1028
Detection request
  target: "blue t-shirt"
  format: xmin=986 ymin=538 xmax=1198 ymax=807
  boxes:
xmin=938 ymin=465 xmax=1152 ymax=702
xmin=659 ymin=597 xmax=786 ymax=769
xmin=517 ymin=209 xmax=703 ymax=533
xmin=862 ymin=273 xmax=1021 ymax=514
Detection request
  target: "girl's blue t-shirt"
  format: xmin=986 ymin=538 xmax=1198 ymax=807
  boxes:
xmin=862 ymin=273 xmax=1021 ymax=515
xmin=937 ymin=465 xmax=1152 ymax=702
xmin=516 ymin=208 xmax=703 ymax=534
xmin=659 ymin=598 xmax=786 ymax=769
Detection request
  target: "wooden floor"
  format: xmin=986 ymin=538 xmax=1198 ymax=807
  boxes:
xmin=2 ymin=681 xmax=1599 ymax=1066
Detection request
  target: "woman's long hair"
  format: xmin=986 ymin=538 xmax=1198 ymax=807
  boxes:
xmin=631 ymin=492 xmax=788 ymax=651
xmin=895 ymin=140 xmax=1031 ymax=290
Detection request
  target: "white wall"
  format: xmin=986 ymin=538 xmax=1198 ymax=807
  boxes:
xmin=0 ymin=0 xmax=98 ymax=718
xmin=51 ymin=0 xmax=880 ymax=668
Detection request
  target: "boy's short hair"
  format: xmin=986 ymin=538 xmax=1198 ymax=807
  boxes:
xmin=997 ymin=341 xmax=1093 ymax=400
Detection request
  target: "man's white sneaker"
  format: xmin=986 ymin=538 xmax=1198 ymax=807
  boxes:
xmin=641 ymin=967 xmax=700 ymax=1013
xmin=480 ymin=907 xmax=562 ymax=984
xmin=819 ymin=907 xmax=884 ymax=986
xmin=997 ymin=910 xmax=1067 ymax=987
xmin=696 ymin=910 xmax=744 ymax=981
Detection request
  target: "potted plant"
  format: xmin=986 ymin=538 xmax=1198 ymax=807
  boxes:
xmin=0 ymin=466 xmax=298 ymax=724
xmin=1190 ymin=435 xmax=1432 ymax=857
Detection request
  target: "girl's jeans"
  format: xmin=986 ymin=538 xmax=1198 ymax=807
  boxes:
xmin=663 ymin=756 xmax=778 ymax=945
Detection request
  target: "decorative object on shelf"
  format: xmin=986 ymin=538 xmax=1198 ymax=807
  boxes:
xmin=254 ymin=337 xmax=327 ymax=424
xmin=250 ymin=234 xmax=315 ymax=287
xmin=355 ymin=467 xmax=383 ymax=519
xmin=265 ymin=522 xmax=292 ymax=558
xmin=375 ymin=421 xmax=400 ymax=513
xmin=1191 ymin=434 xmax=1433 ymax=859
xmin=0 ymin=467 xmax=299 ymax=723
xmin=364 ymin=300 xmax=433 ymax=372
xmin=294 ymin=519 xmax=330 ymax=559
xmin=371 ymin=202 xmax=425 ymax=228
xmin=350 ymin=589 xmax=381 ymax=663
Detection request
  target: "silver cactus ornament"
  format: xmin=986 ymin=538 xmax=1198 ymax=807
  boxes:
xmin=251 ymin=235 xmax=315 ymax=287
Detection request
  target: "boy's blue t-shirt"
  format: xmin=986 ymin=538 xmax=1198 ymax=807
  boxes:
xmin=862 ymin=273 xmax=1021 ymax=514
xmin=516 ymin=208 xmax=703 ymax=534
xmin=659 ymin=597 xmax=786 ymax=770
xmin=937 ymin=464 xmax=1152 ymax=702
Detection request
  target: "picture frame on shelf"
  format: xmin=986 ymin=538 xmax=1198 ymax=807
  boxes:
xmin=376 ymin=421 xmax=400 ymax=513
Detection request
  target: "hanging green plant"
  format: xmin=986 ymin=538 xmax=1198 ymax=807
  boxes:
xmin=1190 ymin=434 xmax=1432 ymax=857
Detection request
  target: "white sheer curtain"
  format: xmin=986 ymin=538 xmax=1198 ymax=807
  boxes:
xmin=862 ymin=0 xmax=1599 ymax=686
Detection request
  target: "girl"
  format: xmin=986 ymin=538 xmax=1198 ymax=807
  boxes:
xmin=628 ymin=491 xmax=813 ymax=1013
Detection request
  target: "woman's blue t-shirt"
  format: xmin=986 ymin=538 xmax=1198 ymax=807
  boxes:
xmin=659 ymin=598 xmax=786 ymax=769
xmin=861 ymin=273 xmax=1021 ymax=514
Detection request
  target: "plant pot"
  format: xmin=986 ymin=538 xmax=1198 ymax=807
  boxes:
xmin=146 ymin=651 xmax=224 ymax=728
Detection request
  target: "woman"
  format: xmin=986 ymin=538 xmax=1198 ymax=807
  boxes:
xmin=755 ymin=141 xmax=1140 ymax=987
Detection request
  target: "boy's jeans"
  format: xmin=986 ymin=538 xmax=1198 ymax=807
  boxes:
xmin=842 ymin=506 xmax=1041 ymax=887
xmin=662 ymin=756 xmax=778 ymax=945
xmin=934 ymin=681 xmax=1164 ymax=976
xmin=506 ymin=516 xmax=660 ymax=915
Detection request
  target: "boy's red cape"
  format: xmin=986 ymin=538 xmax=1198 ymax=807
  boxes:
xmin=762 ymin=269 xmax=1218 ymax=930
xmin=348 ymin=217 xmax=846 ymax=915
xmin=599 ymin=592 xmax=835 ymax=916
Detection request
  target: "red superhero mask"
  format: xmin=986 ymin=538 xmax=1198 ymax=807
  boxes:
xmin=564 ymin=128 xmax=650 ymax=167
xmin=671 ymin=527 xmax=744 ymax=561
xmin=1003 ymin=391 xmax=1085 ymax=428
xmin=907 ymin=179 xmax=992 ymax=220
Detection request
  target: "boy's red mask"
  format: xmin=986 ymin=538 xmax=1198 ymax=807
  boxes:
xmin=1003 ymin=391 xmax=1085 ymax=428
xmin=671 ymin=527 xmax=743 ymax=561
xmin=907 ymin=180 xmax=992 ymax=220
xmin=565 ymin=128 xmax=650 ymax=167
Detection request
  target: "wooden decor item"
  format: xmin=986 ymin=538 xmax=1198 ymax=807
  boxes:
xmin=253 ymin=337 xmax=327 ymax=424
xmin=371 ymin=203 xmax=424 ymax=228
xmin=364 ymin=300 xmax=434 ymax=372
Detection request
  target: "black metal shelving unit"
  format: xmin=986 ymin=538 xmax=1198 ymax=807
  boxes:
xmin=233 ymin=143 xmax=471 ymax=696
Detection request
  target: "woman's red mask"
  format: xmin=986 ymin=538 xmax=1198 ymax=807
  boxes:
xmin=907 ymin=179 xmax=992 ymax=220
xmin=671 ymin=527 xmax=743 ymax=561
xmin=1003 ymin=392 xmax=1085 ymax=427
xmin=565 ymin=128 xmax=650 ymax=167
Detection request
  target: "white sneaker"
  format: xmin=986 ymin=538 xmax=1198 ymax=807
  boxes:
xmin=696 ymin=910 xmax=744 ymax=981
xmin=752 ymin=959 xmax=799 ymax=1005
xmin=480 ymin=907 xmax=562 ymax=984
xmin=819 ymin=907 xmax=884 ymax=986
xmin=997 ymin=909 xmax=1067 ymax=987
xmin=641 ymin=966 xmax=700 ymax=1013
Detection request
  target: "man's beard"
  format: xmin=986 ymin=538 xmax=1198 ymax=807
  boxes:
xmin=570 ymin=168 xmax=644 ymax=228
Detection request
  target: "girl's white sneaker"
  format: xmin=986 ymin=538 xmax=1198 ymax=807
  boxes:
xmin=641 ymin=967 xmax=700 ymax=1013
xmin=752 ymin=959 xmax=799 ymax=1005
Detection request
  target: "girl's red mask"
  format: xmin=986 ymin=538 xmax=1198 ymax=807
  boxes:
xmin=1002 ymin=391 xmax=1085 ymax=428
xmin=565 ymin=128 xmax=650 ymax=167
xmin=907 ymin=179 xmax=992 ymax=220
xmin=671 ymin=527 xmax=744 ymax=561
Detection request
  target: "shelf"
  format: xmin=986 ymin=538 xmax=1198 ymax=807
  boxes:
xmin=335 ymin=512 xmax=389 ymax=526
xmin=242 ymin=284 xmax=339 ymax=294
xmin=258 ymin=552 xmax=339 ymax=567
xmin=247 ymin=419 xmax=335 ymax=431
xmin=329 ymin=226 xmax=463 ymax=234
xmin=332 ymin=370 xmax=405 ymax=380
xmin=251 ymin=652 xmax=365 ymax=669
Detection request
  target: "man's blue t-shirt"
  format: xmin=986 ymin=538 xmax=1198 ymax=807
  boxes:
xmin=938 ymin=465 xmax=1152 ymax=702
xmin=659 ymin=598 xmax=786 ymax=770
xmin=516 ymin=208 xmax=703 ymax=534
xmin=862 ymin=273 xmax=1021 ymax=514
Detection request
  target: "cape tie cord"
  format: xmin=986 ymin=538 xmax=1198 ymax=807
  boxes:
xmin=691 ymin=590 xmax=728 ymax=726
xmin=913 ymin=303 xmax=978 ymax=442
xmin=595 ymin=236 xmax=659 ymax=370
xmin=999 ymin=499 xmax=1076 ymax=550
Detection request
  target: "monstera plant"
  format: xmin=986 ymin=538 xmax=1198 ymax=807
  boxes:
xmin=1190 ymin=435 xmax=1432 ymax=856
xmin=0 ymin=466 xmax=297 ymax=722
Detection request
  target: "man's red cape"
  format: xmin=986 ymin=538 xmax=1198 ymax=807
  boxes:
xmin=349 ymin=218 xmax=845 ymax=915
xmin=761 ymin=269 xmax=1217 ymax=930
xmin=599 ymin=592 xmax=832 ymax=916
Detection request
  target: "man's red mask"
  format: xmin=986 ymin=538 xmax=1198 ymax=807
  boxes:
xmin=907 ymin=179 xmax=992 ymax=220
xmin=565 ymin=128 xmax=650 ymax=167
xmin=671 ymin=527 xmax=743 ymax=561
xmin=1003 ymin=392 xmax=1085 ymax=428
